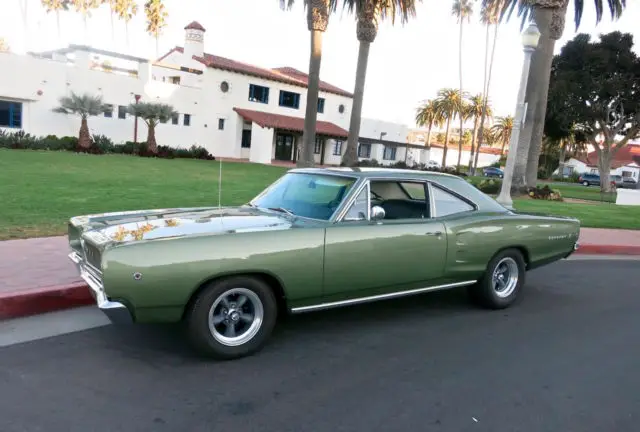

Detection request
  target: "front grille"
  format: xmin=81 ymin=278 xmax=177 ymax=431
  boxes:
xmin=82 ymin=241 xmax=102 ymax=271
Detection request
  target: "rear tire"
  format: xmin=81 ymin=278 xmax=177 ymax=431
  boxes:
xmin=186 ymin=276 xmax=278 ymax=360
xmin=468 ymin=248 xmax=526 ymax=309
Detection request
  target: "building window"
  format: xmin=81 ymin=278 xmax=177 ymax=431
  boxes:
xmin=171 ymin=113 xmax=179 ymax=125
xmin=0 ymin=100 xmax=22 ymax=128
xmin=279 ymin=90 xmax=300 ymax=109
xmin=160 ymin=116 xmax=167 ymax=124
xmin=218 ymin=118 xmax=225 ymax=130
xmin=358 ymin=143 xmax=371 ymax=158
xmin=383 ymin=146 xmax=396 ymax=161
xmin=104 ymin=104 xmax=113 ymax=118
xmin=622 ymin=170 xmax=633 ymax=178
xmin=317 ymin=98 xmax=325 ymax=113
xmin=333 ymin=140 xmax=343 ymax=156
xmin=241 ymin=129 xmax=252 ymax=148
xmin=184 ymin=114 xmax=191 ymax=126
xmin=248 ymin=84 xmax=269 ymax=104
xmin=314 ymin=137 xmax=323 ymax=154
xmin=118 ymin=105 xmax=127 ymax=119
xmin=338 ymin=104 xmax=345 ymax=114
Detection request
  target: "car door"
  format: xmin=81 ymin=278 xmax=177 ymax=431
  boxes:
xmin=322 ymin=179 xmax=448 ymax=300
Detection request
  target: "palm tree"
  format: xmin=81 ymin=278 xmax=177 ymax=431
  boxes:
xmin=341 ymin=0 xmax=420 ymax=167
xmin=41 ymin=0 xmax=70 ymax=41
xmin=415 ymin=99 xmax=443 ymax=150
xmin=467 ymin=94 xmax=492 ymax=172
xmin=280 ymin=0 xmax=338 ymax=168
xmin=127 ymin=102 xmax=177 ymax=154
xmin=473 ymin=1 xmax=502 ymax=175
xmin=145 ymin=0 xmax=168 ymax=57
xmin=455 ymin=95 xmax=470 ymax=169
xmin=115 ymin=0 xmax=138 ymax=47
xmin=451 ymin=0 xmax=473 ymax=170
xmin=433 ymin=88 xmax=463 ymax=168
xmin=491 ymin=115 xmax=513 ymax=157
xmin=482 ymin=0 xmax=627 ymax=189
xmin=69 ymin=0 xmax=101 ymax=39
xmin=52 ymin=92 xmax=109 ymax=150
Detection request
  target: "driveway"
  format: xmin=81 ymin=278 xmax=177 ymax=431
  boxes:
xmin=1 ymin=259 xmax=639 ymax=432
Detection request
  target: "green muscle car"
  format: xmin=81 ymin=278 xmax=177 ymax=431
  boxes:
xmin=67 ymin=167 xmax=580 ymax=359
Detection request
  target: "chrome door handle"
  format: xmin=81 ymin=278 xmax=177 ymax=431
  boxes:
xmin=425 ymin=231 xmax=442 ymax=236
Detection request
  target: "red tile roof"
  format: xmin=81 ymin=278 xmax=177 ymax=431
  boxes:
xmin=577 ymin=144 xmax=640 ymax=168
xmin=157 ymin=47 xmax=353 ymax=98
xmin=184 ymin=21 xmax=206 ymax=31
xmin=233 ymin=108 xmax=348 ymax=138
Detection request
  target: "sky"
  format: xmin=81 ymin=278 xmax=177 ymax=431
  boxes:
xmin=1 ymin=0 xmax=639 ymax=128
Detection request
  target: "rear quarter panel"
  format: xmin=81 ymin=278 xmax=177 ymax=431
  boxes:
xmin=440 ymin=211 xmax=580 ymax=280
xmin=101 ymin=227 xmax=325 ymax=321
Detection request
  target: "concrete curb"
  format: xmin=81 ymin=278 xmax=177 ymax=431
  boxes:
xmin=0 ymin=282 xmax=92 ymax=321
xmin=1 ymin=243 xmax=640 ymax=321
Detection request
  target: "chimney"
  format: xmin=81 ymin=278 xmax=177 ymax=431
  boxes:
xmin=184 ymin=21 xmax=206 ymax=60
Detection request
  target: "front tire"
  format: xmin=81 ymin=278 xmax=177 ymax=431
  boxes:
xmin=186 ymin=276 xmax=278 ymax=360
xmin=468 ymin=248 xmax=526 ymax=309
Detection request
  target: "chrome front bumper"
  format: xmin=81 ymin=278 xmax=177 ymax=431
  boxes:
xmin=68 ymin=252 xmax=133 ymax=324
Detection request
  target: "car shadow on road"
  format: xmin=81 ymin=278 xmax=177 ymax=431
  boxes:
xmin=95 ymin=286 xmax=498 ymax=363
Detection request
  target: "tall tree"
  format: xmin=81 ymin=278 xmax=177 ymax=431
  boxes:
xmin=473 ymin=0 xmax=502 ymax=175
xmin=127 ymin=102 xmax=178 ymax=154
xmin=70 ymin=0 xmax=101 ymax=39
xmin=433 ymin=88 xmax=463 ymax=168
xmin=115 ymin=0 xmax=138 ymax=46
xmin=415 ymin=99 xmax=444 ymax=153
xmin=280 ymin=0 xmax=338 ymax=168
xmin=455 ymin=95 xmax=470 ymax=168
xmin=52 ymin=92 xmax=109 ymax=150
xmin=482 ymin=0 xmax=627 ymax=190
xmin=452 ymin=0 xmax=473 ymax=170
xmin=547 ymin=31 xmax=640 ymax=192
xmin=341 ymin=0 xmax=420 ymax=167
xmin=467 ymin=94 xmax=493 ymax=171
xmin=491 ymin=115 xmax=513 ymax=157
xmin=145 ymin=0 xmax=168 ymax=57
xmin=41 ymin=0 xmax=71 ymax=41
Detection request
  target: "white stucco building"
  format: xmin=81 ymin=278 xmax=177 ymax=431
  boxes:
xmin=0 ymin=20 xmax=501 ymax=169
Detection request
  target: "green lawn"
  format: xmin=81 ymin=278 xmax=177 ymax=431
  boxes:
xmin=0 ymin=150 xmax=286 ymax=239
xmin=538 ymin=181 xmax=616 ymax=203
xmin=0 ymin=149 xmax=638 ymax=240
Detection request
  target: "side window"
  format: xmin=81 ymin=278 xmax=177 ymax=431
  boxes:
xmin=343 ymin=185 xmax=369 ymax=221
xmin=400 ymin=182 xmax=426 ymax=200
xmin=431 ymin=185 xmax=474 ymax=217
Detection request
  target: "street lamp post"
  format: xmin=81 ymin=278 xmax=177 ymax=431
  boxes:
xmin=496 ymin=22 xmax=541 ymax=209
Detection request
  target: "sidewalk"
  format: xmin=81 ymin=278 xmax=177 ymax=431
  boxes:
xmin=2 ymin=228 xmax=640 ymax=320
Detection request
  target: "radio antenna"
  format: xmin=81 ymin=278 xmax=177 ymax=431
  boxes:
xmin=218 ymin=158 xmax=222 ymax=212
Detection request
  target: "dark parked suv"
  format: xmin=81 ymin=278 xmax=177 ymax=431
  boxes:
xmin=482 ymin=167 xmax=504 ymax=178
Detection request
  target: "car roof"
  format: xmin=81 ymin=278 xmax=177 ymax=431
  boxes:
xmin=288 ymin=167 xmax=460 ymax=180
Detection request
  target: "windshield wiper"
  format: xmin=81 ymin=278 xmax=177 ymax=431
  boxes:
xmin=268 ymin=207 xmax=295 ymax=216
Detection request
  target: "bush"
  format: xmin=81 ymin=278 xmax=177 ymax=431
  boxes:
xmin=0 ymin=130 xmax=214 ymax=161
xmin=527 ymin=185 xmax=563 ymax=201
xmin=477 ymin=178 xmax=502 ymax=194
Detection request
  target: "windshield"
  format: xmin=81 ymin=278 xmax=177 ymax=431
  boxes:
xmin=251 ymin=172 xmax=357 ymax=220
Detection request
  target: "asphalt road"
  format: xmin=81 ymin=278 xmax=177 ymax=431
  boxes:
xmin=1 ymin=259 xmax=639 ymax=432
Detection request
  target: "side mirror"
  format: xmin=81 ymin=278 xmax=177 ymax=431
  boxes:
xmin=371 ymin=205 xmax=385 ymax=221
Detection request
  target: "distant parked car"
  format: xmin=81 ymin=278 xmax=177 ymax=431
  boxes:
xmin=578 ymin=173 xmax=623 ymax=188
xmin=621 ymin=178 xmax=639 ymax=189
xmin=578 ymin=174 xmax=600 ymax=186
xmin=425 ymin=160 xmax=440 ymax=169
xmin=483 ymin=167 xmax=504 ymax=178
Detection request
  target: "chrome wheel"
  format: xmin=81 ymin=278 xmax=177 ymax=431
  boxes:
xmin=208 ymin=288 xmax=264 ymax=347
xmin=492 ymin=257 xmax=519 ymax=298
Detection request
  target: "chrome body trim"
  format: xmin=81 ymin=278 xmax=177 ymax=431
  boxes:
xmin=68 ymin=251 xmax=133 ymax=324
xmin=290 ymin=280 xmax=477 ymax=313
xmin=333 ymin=177 xmax=369 ymax=223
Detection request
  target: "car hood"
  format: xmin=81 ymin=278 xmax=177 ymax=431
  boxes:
xmin=70 ymin=206 xmax=294 ymax=247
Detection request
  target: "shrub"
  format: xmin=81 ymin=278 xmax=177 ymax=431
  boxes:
xmin=0 ymin=130 xmax=215 ymax=161
xmin=527 ymin=185 xmax=563 ymax=201
xmin=477 ymin=178 xmax=502 ymax=194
